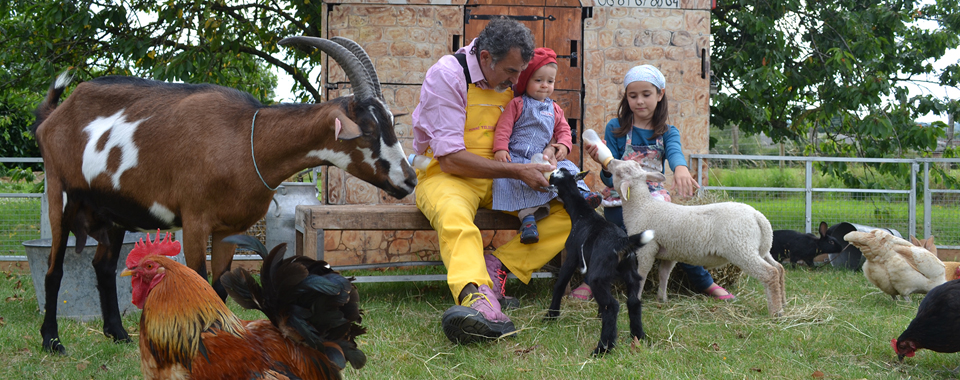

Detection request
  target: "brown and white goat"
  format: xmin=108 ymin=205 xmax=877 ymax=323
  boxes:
xmin=30 ymin=36 xmax=416 ymax=354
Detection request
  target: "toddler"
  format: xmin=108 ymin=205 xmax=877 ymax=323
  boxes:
xmin=491 ymin=47 xmax=601 ymax=244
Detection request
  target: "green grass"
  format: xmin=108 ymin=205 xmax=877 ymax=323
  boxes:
xmin=702 ymin=167 xmax=960 ymax=246
xmin=2 ymin=265 xmax=959 ymax=379
xmin=0 ymin=198 xmax=42 ymax=255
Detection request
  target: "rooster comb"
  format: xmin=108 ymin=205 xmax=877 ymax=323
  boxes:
xmin=126 ymin=230 xmax=181 ymax=268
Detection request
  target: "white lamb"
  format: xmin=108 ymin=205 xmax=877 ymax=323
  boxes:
xmin=609 ymin=159 xmax=786 ymax=317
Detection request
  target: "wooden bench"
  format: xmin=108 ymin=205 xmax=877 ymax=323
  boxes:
xmin=294 ymin=204 xmax=558 ymax=283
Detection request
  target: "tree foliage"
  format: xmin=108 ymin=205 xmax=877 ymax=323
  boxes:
xmin=711 ymin=0 xmax=960 ymax=159
xmin=0 ymin=0 xmax=329 ymax=166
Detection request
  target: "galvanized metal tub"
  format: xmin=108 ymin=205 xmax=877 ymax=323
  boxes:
xmin=266 ymin=182 xmax=320 ymax=258
xmin=23 ymin=232 xmax=161 ymax=321
xmin=827 ymin=222 xmax=903 ymax=271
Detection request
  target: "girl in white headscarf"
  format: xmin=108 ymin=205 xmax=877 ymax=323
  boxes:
xmin=569 ymin=64 xmax=736 ymax=302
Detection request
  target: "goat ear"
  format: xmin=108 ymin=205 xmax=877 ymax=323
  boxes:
xmin=575 ymin=170 xmax=589 ymax=181
xmin=392 ymin=111 xmax=409 ymax=118
xmin=333 ymin=114 xmax=362 ymax=141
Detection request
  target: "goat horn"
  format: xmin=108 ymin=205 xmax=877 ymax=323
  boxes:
xmin=279 ymin=36 xmax=374 ymax=102
xmin=329 ymin=36 xmax=383 ymax=100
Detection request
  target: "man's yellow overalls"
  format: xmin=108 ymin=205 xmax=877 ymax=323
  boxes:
xmin=414 ymin=79 xmax=572 ymax=302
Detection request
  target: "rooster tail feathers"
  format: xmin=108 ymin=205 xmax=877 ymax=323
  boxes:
xmin=322 ymin=342 xmax=348 ymax=369
xmin=222 ymin=234 xmax=270 ymax=259
xmin=341 ymin=340 xmax=367 ymax=369
xmin=319 ymin=340 xmax=366 ymax=370
xmin=221 ymin=268 xmax=264 ymax=312
xmin=221 ymin=238 xmax=367 ymax=372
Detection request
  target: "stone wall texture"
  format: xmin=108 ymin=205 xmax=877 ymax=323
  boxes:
xmin=580 ymin=6 xmax=711 ymax=191
xmin=314 ymin=1 xmax=711 ymax=265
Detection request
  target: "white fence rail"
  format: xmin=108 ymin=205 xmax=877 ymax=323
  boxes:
xmin=0 ymin=157 xmax=263 ymax=261
xmin=691 ymin=154 xmax=960 ymax=249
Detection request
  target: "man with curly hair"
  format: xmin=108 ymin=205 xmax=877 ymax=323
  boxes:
xmin=411 ymin=18 xmax=572 ymax=344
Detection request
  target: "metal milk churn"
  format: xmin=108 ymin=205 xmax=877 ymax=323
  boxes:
xmin=266 ymin=182 xmax=321 ymax=259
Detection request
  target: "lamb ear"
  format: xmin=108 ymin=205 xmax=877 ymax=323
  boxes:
xmin=333 ymin=112 xmax=361 ymax=141
xmin=619 ymin=181 xmax=631 ymax=201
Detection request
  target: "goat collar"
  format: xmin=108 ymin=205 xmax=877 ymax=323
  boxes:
xmin=250 ymin=109 xmax=280 ymax=191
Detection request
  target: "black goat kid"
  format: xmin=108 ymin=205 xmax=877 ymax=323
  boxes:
xmin=544 ymin=168 xmax=654 ymax=356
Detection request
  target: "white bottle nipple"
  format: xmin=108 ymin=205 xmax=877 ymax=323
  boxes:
xmin=407 ymin=153 xmax=431 ymax=171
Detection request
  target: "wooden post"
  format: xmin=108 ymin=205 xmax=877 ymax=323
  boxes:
xmin=730 ymin=124 xmax=739 ymax=170
xmin=948 ymin=113 xmax=955 ymax=149
xmin=779 ymin=142 xmax=785 ymax=170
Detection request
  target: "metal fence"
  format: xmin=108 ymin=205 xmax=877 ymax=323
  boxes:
xmin=691 ymin=154 xmax=960 ymax=249
xmin=0 ymin=158 xmax=43 ymax=257
xmin=0 ymin=157 xmax=265 ymax=261
xmin=3 ymin=155 xmax=959 ymax=259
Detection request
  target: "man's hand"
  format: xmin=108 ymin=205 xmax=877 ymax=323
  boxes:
xmin=436 ymin=149 xmax=554 ymax=191
xmin=494 ymin=150 xmax=511 ymax=163
xmin=519 ymin=161 xmax=554 ymax=191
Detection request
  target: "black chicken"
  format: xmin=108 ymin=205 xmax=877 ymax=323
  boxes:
xmin=893 ymin=279 xmax=960 ymax=361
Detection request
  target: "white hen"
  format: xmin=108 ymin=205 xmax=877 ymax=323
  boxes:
xmin=845 ymin=229 xmax=945 ymax=301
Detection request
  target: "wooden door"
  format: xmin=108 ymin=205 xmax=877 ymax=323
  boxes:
xmin=461 ymin=3 xmax=584 ymax=153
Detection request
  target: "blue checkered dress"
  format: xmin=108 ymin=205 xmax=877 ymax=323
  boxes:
xmin=492 ymin=95 xmax=587 ymax=212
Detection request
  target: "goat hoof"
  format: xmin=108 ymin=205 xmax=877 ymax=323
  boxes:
xmin=592 ymin=345 xmax=611 ymax=356
xmin=43 ymin=339 xmax=67 ymax=355
xmin=105 ymin=327 xmax=131 ymax=343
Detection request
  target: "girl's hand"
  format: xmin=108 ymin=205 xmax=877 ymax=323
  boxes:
xmin=584 ymin=143 xmax=604 ymax=168
xmin=672 ymin=165 xmax=700 ymax=199
xmin=550 ymin=143 xmax=568 ymax=162
xmin=494 ymin=150 xmax=511 ymax=163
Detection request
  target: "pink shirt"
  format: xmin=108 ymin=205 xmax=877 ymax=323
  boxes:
xmin=492 ymin=96 xmax=573 ymax=153
xmin=411 ymin=39 xmax=494 ymax=157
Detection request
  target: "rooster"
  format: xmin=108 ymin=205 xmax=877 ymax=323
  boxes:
xmin=892 ymin=279 xmax=960 ymax=362
xmin=845 ymin=229 xmax=945 ymax=302
xmin=121 ymin=232 xmax=366 ymax=379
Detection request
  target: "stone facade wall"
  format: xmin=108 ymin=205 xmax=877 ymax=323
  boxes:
xmin=580 ymin=4 xmax=711 ymax=190
xmin=314 ymin=0 xmax=712 ymax=265
xmin=323 ymin=4 xmax=461 ymax=206
xmin=319 ymin=2 xmax=520 ymax=264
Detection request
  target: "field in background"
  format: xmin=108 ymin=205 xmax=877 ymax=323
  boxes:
xmin=703 ymin=166 xmax=960 ymax=246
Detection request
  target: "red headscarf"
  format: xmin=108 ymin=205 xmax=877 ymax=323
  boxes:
xmin=514 ymin=47 xmax=558 ymax=97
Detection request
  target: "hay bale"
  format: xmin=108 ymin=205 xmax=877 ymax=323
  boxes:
xmin=643 ymin=261 xmax=744 ymax=296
